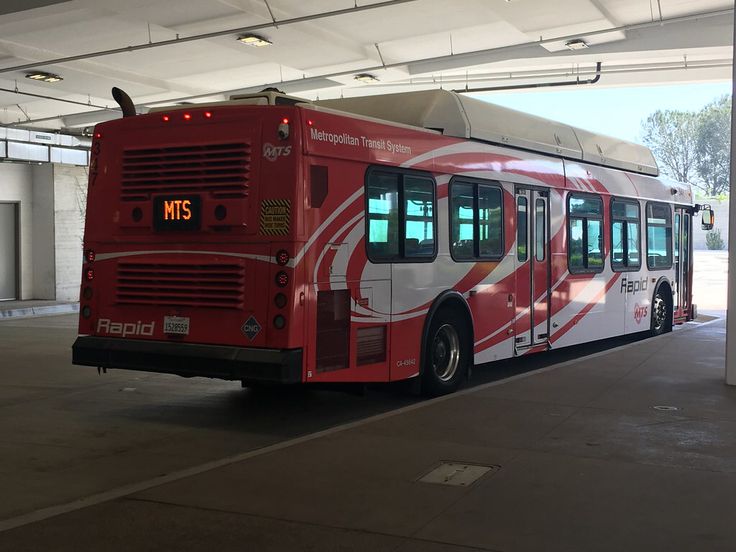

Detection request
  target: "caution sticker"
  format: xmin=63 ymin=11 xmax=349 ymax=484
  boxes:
xmin=260 ymin=199 xmax=291 ymax=236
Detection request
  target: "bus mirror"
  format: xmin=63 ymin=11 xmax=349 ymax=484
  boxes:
xmin=701 ymin=208 xmax=714 ymax=231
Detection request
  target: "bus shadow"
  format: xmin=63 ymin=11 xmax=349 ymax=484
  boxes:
xmin=107 ymin=330 xmax=653 ymax=441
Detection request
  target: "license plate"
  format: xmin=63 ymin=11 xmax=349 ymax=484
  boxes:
xmin=163 ymin=316 xmax=190 ymax=335
xmin=153 ymin=196 xmax=201 ymax=231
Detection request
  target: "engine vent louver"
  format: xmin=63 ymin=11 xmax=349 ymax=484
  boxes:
xmin=116 ymin=262 xmax=245 ymax=309
xmin=121 ymin=143 xmax=250 ymax=201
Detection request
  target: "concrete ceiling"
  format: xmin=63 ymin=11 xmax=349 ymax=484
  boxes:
xmin=0 ymin=0 xmax=732 ymax=132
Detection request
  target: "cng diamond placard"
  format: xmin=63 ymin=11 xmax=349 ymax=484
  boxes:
xmin=241 ymin=315 xmax=262 ymax=340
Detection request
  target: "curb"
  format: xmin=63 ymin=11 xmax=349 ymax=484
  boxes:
xmin=0 ymin=303 xmax=79 ymax=320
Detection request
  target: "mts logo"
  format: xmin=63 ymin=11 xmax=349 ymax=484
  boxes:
xmin=634 ymin=303 xmax=649 ymax=324
xmin=163 ymin=199 xmax=192 ymax=221
xmin=620 ymin=276 xmax=648 ymax=294
xmin=97 ymin=319 xmax=155 ymax=337
xmin=263 ymin=143 xmax=292 ymax=162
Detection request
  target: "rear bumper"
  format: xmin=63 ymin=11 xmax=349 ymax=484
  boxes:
xmin=72 ymin=336 xmax=303 ymax=384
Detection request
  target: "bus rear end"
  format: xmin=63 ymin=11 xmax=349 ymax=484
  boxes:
xmin=73 ymin=102 xmax=307 ymax=384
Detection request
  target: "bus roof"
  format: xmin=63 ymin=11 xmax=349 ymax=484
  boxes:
xmin=315 ymin=89 xmax=659 ymax=177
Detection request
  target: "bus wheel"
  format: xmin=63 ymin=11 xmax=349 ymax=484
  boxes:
xmin=422 ymin=310 xmax=469 ymax=396
xmin=650 ymin=289 xmax=671 ymax=336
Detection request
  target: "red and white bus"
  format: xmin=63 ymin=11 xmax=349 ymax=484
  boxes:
xmin=72 ymin=89 xmax=710 ymax=395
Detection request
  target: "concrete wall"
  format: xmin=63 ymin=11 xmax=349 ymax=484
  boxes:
xmin=53 ymin=164 xmax=87 ymax=302
xmin=31 ymin=164 xmax=55 ymax=299
xmin=693 ymin=198 xmax=729 ymax=250
xmin=0 ymin=163 xmax=34 ymax=299
xmin=0 ymin=161 xmax=87 ymax=301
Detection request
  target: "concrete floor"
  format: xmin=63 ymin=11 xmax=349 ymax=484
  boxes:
xmin=0 ymin=310 xmax=732 ymax=551
xmin=692 ymin=250 xmax=728 ymax=311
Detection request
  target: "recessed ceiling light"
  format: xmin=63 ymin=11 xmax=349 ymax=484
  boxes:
xmin=565 ymin=39 xmax=589 ymax=50
xmin=354 ymin=73 xmax=379 ymax=83
xmin=26 ymin=71 xmax=63 ymax=83
xmin=237 ymin=34 xmax=272 ymax=47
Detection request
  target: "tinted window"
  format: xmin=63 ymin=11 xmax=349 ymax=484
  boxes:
xmin=367 ymin=172 xmax=399 ymax=260
xmin=569 ymin=218 xmax=584 ymax=269
xmin=478 ymin=186 xmax=503 ymax=257
xmin=517 ymin=196 xmax=528 ymax=262
xmin=647 ymin=202 xmax=672 ymax=269
xmin=535 ymin=198 xmax=545 ymax=262
xmin=567 ymin=194 xmax=603 ymax=272
xmin=366 ymin=170 xmax=436 ymax=262
xmin=450 ymin=183 xmax=474 ymax=260
xmin=404 ymin=176 xmax=434 ymax=259
xmin=450 ymin=180 xmax=503 ymax=260
xmin=611 ymin=199 xmax=641 ymax=271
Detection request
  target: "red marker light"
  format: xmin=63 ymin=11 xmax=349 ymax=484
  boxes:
xmin=94 ymin=132 xmax=102 ymax=139
xmin=204 ymin=111 xmax=213 ymax=119
xmin=85 ymin=249 xmax=95 ymax=263
xmin=162 ymin=115 xmax=170 ymax=122
xmin=307 ymin=119 xmax=314 ymax=126
xmin=275 ymin=249 xmax=290 ymax=266
xmin=282 ymin=117 xmax=289 ymax=124
xmin=183 ymin=113 xmax=192 ymax=121
xmin=275 ymin=271 xmax=289 ymax=288
xmin=86 ymin=269 xmax=94 ymax=281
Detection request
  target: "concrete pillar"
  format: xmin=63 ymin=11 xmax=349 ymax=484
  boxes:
xmin=727 ymin=8 xmax=736 ymax=385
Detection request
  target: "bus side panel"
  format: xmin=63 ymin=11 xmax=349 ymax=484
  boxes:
xmin=302 ymin=158 xmax=392 ymax=383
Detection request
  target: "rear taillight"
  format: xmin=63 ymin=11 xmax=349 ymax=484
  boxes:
xmin=275 ymin=250 xmax=289 ymax=266
xmin=85 ymin=269 xmax=94 ymax=281
xmin=85 ymin=249 xmax=95 ymax=262
xmin=275 ymin=271 xmax=288 ymax=287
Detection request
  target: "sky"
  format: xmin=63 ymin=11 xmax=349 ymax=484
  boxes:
xmin=470 ymin=81 xmax=732 ymax=144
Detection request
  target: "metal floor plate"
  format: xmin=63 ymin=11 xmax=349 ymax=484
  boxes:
xmin=418 ymin=462 xmax=498 ymax=487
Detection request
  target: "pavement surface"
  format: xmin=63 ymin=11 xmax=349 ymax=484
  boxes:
xmin=692 ymin=250 xmax=728 ymax=310
xmin=0 ymin=253 xmax=730 ymax=550
xmin=0 ymin=311 xmax=731 ymax=551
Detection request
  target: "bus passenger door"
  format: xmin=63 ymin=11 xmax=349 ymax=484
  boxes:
xmin=674 ymin=207 xmax=692 ymax=321
xmin=514 ymin=187 xmax=551 ymax=353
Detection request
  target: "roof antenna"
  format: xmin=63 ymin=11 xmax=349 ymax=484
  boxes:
xmin=112 ymin=87 xmax=136 ymax=117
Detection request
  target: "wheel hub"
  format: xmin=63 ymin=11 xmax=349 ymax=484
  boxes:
xmin=653 ymin=294 xmax=666 ymax=330
xmin=432 ymin=324 xmax=460 ymax=382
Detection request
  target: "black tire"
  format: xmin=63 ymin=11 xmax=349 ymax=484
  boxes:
xmin=650 ymin=288 xmax=672 ymax=336
xmin=421 ymin=308 xmax=470 ymax=396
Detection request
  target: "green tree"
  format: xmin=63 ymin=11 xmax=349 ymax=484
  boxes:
xmin=641 ymin=109 xmax=699 ymax=184
xmin=695 ymin=95 xmax=731 ymax=197
xmin=640 ymin=95 xmax=731 ymax=197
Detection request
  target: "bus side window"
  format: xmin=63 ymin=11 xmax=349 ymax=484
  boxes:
xmin=366 ymin=169 xmax=436 ymax=262
xmin=611 ymin=199 xmax=641 ymax=271
xmin=517 ymin=196 xmax=528 ymax=262
xmin=366 ymin=172 xmax=400 ymax=261
xmin=568 ymin=194 xmax=604 ymax=273
xmin=646 ymin=202 xmax=673 ymax=270
xmin=450 ymin=183 xmax=475 ymax=260
xmin=450 ymin=179 xmax=503 ymax=261
xmin=404 ymin=176 xmax=434 ymax=259
xmin=478 ymin=185 xmax=503 ymax=258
